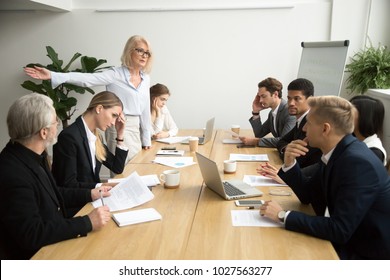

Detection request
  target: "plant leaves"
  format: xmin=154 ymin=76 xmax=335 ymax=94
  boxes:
xmin=46 ymin=46 xmax=63 ymax=71
xmin=21 ymin=80 xmax=46 ymax=94
xmin=79 ymin=56 xmax=108 ymax=73
xmin=63 ymin=52 xmax=83 ymax=72
xmin=345 ymin=42 xmax=390 ymax=94
xmin=21 ymin=46 xmax=109 ymax=122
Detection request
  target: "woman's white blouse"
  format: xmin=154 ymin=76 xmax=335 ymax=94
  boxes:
xmin=151 ymin=106 xmax=178 ymax=137
xmin=51 ymin=66 xmax=151 ymax=146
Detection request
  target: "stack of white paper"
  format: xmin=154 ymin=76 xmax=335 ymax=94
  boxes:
xmin=112 ymin=208 xmax=162 ymax=227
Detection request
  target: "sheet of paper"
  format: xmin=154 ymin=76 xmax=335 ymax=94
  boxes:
xmin=152 ymin=156 xmax=196 ymax=168
xmin=243 ymin=175 xmax=287 ymax=187
xmin=156 ymin=136 xmax=190 ymax=144
xmin=222 ymin=138 xmax=243 ymax=144
xmin=231 ymin=210 xmax=282 ymax=227
xmin=229 ymin=153 xmax=269 ymax=162
xmin=112 ymin=208 xmax=162 ymax=227
xmin=92 ymin=171 xmax=154 ymax=212
xmin=108 ymin=174 xmax=160 ymax=187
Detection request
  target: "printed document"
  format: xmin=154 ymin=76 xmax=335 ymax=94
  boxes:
xmin=92 ymin=171 xmax=154 ymax=212
xmin=229 ymin=153 xmax=269 ymax=162
xmin=153 ymin=156 xmax=196 ymax=168
xmin=231 ymin=210 xmax=282 ymax=227
xmin=108 ymin=174 xmax=160 ymax=187
xmin=243 ymin=175 xmax=287 ymax=187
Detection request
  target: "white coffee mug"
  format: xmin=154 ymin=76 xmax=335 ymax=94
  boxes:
xmin=231 ymin=125 xmax=240 ymax=139
xmin=160 ymin=169 xmax=180 ymax=189
xmin=188 ymin=136 xmax=199 ymax=152
xmin=224 ymin=160 xmax=237 ymax=174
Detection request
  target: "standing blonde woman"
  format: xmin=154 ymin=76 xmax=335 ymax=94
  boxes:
xmin=24 ymin=35 xmax=153 ymax=164
xmin=150 ymin=83 xmax=178 ymax=139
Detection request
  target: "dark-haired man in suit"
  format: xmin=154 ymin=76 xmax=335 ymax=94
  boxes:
xmin=240 ymin=77 xmax=295 ymax=147
xmin=277 ymin=78 xmax=321 ymax=168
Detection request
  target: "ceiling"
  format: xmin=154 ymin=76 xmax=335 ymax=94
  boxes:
xmin=0 ymin=0 xmax=70 ymax=12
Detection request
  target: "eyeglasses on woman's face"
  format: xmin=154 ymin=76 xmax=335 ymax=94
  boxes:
xmin=134 ymin=48 xmax=151 ymax=58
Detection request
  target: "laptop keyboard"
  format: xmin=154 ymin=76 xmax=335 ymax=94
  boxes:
xmin=223 ymin=181 xmax=245 ymax=196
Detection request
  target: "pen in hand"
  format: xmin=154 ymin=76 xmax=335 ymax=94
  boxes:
xmin=99 ymin=190 xmax=105 ymax=206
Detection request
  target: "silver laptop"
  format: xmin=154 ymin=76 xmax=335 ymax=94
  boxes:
xmin=196 ymin=152 xmax=263 ymax=200
xmin=182 ymin=117 xmax=215 ymax=145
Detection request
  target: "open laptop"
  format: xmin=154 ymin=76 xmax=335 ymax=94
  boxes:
xmin=182 ymin=117 xmax=215 ymax=145
xmin=195 ymin=152 xmax=263 ymax=200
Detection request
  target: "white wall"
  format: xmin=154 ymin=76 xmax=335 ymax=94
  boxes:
xmin=0 ymin=0 xmax=386 ymax=149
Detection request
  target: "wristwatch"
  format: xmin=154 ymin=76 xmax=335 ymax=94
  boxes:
xmin=278 ymin=210 xmax=286 ymax=223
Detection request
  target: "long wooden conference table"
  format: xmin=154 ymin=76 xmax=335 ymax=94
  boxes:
xmin=32 ymin=129 xmax=338 ymax=260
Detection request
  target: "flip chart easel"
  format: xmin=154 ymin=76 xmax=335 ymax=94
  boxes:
xmin=297 ymin=40 xmax=349 ymax=96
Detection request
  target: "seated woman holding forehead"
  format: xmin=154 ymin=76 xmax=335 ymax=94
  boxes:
xmin=150 ymin=83 xmax=178 ymax=139
xmin=52 ymin=91 xmax=128 ymax=196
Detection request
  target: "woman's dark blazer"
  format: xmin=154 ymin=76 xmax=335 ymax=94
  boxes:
xmin=52 ymin=116 xmax=128 ymax=190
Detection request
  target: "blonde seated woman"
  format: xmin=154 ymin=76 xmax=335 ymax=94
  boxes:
xmin=52 ymin=91 xmax=128 ymax=190
xmin=150 ymin=83 xmax=178 ymax=139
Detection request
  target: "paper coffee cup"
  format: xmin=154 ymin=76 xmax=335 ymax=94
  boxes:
xmin=224 ymin=160 xmax=237 ymax=174
xmin=189 ymin=137 xmax=199 ymax=152
xmin=160 ymin=170 xmax=180 ymax=189
xmin=231 ymin=125 xmax=240 ymax=139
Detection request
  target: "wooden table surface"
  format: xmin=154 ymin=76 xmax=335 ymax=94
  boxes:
xmin=31 ymin=129 xmax=338 ymax=260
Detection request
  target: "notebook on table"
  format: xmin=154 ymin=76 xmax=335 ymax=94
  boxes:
xmin=195 ymin=152 xmax=263 ymax=200
xmin=181 ymin=117 xmax=215 ymax=145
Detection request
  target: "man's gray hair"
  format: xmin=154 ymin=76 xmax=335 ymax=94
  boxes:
xmin=7 ymin=93 xmax=55 ymax=142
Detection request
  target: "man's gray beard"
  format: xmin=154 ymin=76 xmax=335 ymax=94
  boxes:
xmin=45 ymin=136 xmax=57 ymax=148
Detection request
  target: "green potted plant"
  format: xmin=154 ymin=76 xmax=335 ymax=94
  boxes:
xmin=345 ymin=41 xmax=390 ymax=94
xmin=21 ymin=46 xmax=110 ymax=127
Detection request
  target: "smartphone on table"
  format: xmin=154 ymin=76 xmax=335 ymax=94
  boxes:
xmin=235 ymin=200 xmax=264 ymax=207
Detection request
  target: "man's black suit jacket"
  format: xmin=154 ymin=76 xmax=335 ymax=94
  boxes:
xmin=276 ymin=115 xmax=322 ymax=168
xmin=0 ymin=141 xmax=92 ymax=259
xmin=278 ymin=134 xmax=390 ymax=259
